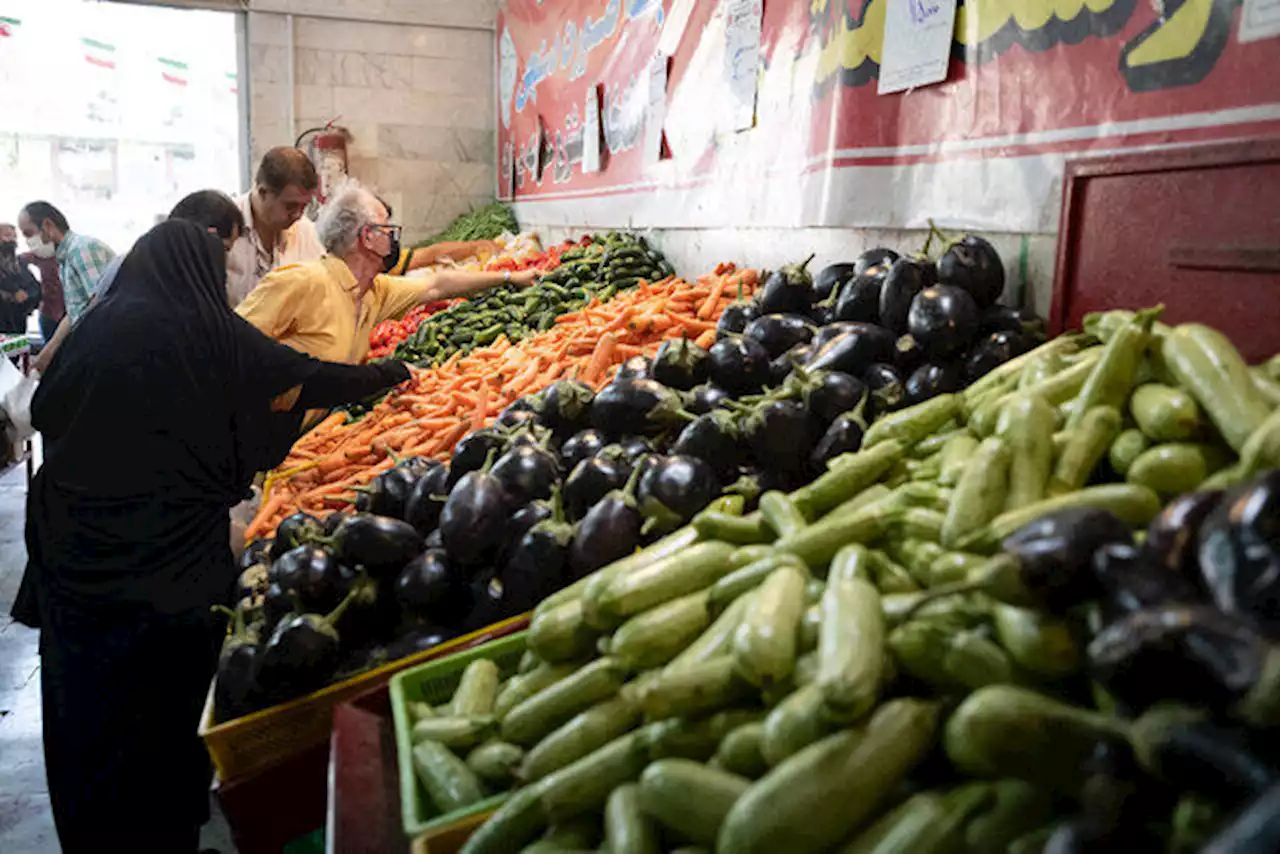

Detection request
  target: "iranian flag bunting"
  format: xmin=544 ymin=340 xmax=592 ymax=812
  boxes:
xmin=0 ymin=16 xmax=19 ymax=38
xmin=83 ymin=37 xmax=116 ymax=69
xmin=226 ymin=71 xmax=238 ymax=95
xmin=159 ymin=56 xmax=187 ymax=86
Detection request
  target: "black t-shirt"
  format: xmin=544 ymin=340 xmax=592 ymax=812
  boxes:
xmin=0 ymin=267 xmax=41 ymax=333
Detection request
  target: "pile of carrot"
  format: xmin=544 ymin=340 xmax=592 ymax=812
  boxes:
xmin=244 ymin=266 xmax=760 ymax=540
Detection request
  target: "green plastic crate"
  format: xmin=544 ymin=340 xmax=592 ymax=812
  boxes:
xmin=390 ymin=632 xmax=528 ymax=838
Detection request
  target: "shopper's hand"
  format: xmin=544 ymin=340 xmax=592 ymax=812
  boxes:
xmin=509 ymin=269 xmax=539 ymax=288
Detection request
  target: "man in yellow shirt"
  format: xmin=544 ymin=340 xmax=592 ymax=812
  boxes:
xmin=236 ymin=180 xmax=536 ymax=365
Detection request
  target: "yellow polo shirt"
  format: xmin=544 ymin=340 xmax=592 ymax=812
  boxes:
xmin=235 ymin=256 xmax=425 ymax=364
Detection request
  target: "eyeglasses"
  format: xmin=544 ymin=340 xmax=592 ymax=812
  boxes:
xmin=368 ymin=223 xmax=402 ymax=241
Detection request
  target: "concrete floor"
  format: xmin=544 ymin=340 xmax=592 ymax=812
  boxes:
xmin=0 ymin=459 xmax=237 ymax=852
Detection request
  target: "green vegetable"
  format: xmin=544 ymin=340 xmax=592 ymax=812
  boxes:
xmin=963 ymin=779 xmax=1054 ymax=853
xmin=519 ymin=694 xmax=640 ymax=782
xmin=1066 ymin=307 xmax=1160 ymax=429
xmin=609 ymin=590 xmax=712 ymax=670
xmin=862 ymin=395 xmax=960 ymax=449
xmin=411 ymin=739 xmax=487 ymax=813
xmin=459 ymin=784 xmax=548 ymax=854
xmin=707 ymin=553 xmax=808 ymax=616
xmin=759 ymin=491 xmax=808 ymax=538
xmin=1126 ymin=442 xmax=1230 ymax=499
xmin=888 ymin=621 xmax=1012 ymax=692
xmin=1163 ymin=322 xmax=1272 ymax=451
xmin=841 ymin=792 xmax=947 ymax=854
xmin=410 ymin=715 xmax=494 ymax=750
xmin=639 ymin=656 xmax=751 ymax=721
xmin=538 ymin=731 xmax=649 ymax=822
xmin=996 ymin=394 xmax=1056 ymax=510
xmin=956 ymin=484 xmax=1162 ymax=553
xmin=604 ymin=784 xmax=660 ymax=854
xmin=693 ymin=511 xmax=773 ymax=544
xmin=991 ymin=603 xmax=1081 ymax=679
xmin=645 ymin=709 xmax=764 ymax=762
xmin=465 ymin=739 xmax=524 ymax=786
xmin=500 ymin=657 xmax=627 ymax=746
xmin=940 ymin=437 xmax=1011 ymax=549
xmin=937 ymin=434 xmax=980 ymax=487
xmin=670 ymin=590 xmax=756 ymax=672
xmin=594 ymin=542 xmax=737 ymax=627
xmin=1130 ymin=383 xmax=1203 ymax=441
xmin=715 ymin=721 xmax=769 ymax=778
xmin=760 ymin=683 xmax=832 ymax=766
xmin=734 ymin=563 xmax=807 ymax=687
xmin=451 ymin=659 xmax=500 ymax=717
xmin=775 ymin=495 xmax=896 ymax=571
xmin=1049 ymin=405 xmax=1122 ymax=494
xmin=1109 ymin=427 xmax=1150 ymax=476
xmin=495 ymin=662 xmax=581 ymax=721
xmin=817 ymin=569 xmax=885 ymax=720
xmin=639 ymin=759 xmax=750 ymax=846
xmin=545 ymin=525 xmax=698 ymax=622
xmin=528 ymin=599 xmax=598 ymax=662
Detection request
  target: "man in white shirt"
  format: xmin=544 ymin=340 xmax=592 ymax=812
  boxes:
xmin=225 ymin=147 xmax=325 ymax=307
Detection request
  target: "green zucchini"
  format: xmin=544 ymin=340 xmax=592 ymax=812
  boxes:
xmin=1109 ymin=427 xmax=1150 ymax=476
xmin=816 ymin=575 xmax=884 ymax=720
xmin=538 ymin=731 xmax=649 ymax=822
xmin=529 ymin=599 xmax=599 ymax=662
xmin=501 ymin=657 xmax=627 ymax=746
xmin=410 ymin=715 xmax=494 ymax=750
xmin=1126 ymin=442 xmax=1230 ymax=499
xmin=715 ymin=721 xmax=769 ymax=778
xmin=495 ymin=661 xmax=582 ymax=721
xmin=668 ymin=590 xmax=755 ymax=672
xmin=639 ymin=656 xmax=752 ymax=721
xmin=519 ymin=694 xmax=640 ymax=782
xmin=996 ymin=394 xmax=1056 ymax=510
xmin=1049 ymin=404 xmax=1122 ymax=495
xmin=451 ymin=659 xmax=500 ymax=717
xmin=412 ymin=739 xmax=487 ymax=813
xmin=639 ymin=759 xmax=750 ymax=846
xmin=465 ymin=739 xmax=525 ymax=786
xmin=609 ymin=590 xmax=712 ymax=670
xmin=1130 ymin=382 xmax=1203 ymax=441
xmin=595 ymin=542 xmax=737 ymax=627
xmin=991 ymin=604 xmax=1082 ymax=679
xmin=604 ymin=783 xmax=660 ymax=854
xmin=733 ymin=564 xmax=807 ymax=687
xmin=1163 ymin=323 xmax=1271 ymax=451
xmin=760 ymin=683 xmax=832 ymax=767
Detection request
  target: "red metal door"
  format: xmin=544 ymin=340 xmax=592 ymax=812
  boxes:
xmin=1051 ymin=139 xmax=1280 ymax=363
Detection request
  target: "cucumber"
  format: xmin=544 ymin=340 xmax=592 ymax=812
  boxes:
xmin=595 ymin=542 xmax=737 ymax=627
xmin=733 ymin=564 xmax=807 ymax=687
xmin=937 ymin=434 xmax=979 ymax=487
xmin=1048 ymin=405 xmax=1122 ymax=495
xmin=465 ymin=739 xmax=524 ymax=786
xmin=715 ymin=721 xmax=769 ymax=778
xmin=501 ymin=657 xmax=627 ymax=746
xmin=529 ymin=599 xmax=599 ymax=662
xmin=605 ymin=783 xmax=660 ymax=854
xmin=709 ymin=553 xmax=808 ymax=615
xmin=411 ymin=739 xmax=487 ymax=813
xmin=408 ymin=701 xmax=435 ymax=722
xmin=668 ymin=591 xmax=755 ymax=672
xmin=519 ymin=694 xmax=641 ymax=782
xmin=760 ymin=683 xmax=833 ymax=766
xmin=410 ymin=715 xmax=494 ymax=750
xmin=522 ymin=814 xmax=600 ymax=852
xmin=862 ymin=394 xmax=960 ymax=449
xmin=1126 ymin=442 xmax=1229 ymax=499
xmin=1130 ymin=383 xmax=1203 ymax=441
xmin=840 ymin=792 xmax=946 ymax=854
xmin=460 ymin=784 xmax=548 ymax=854
xmin=1108 ymin=427 xmax=1150 ymax=476
xmin=495 ymin=662 xmax=582 ymax=721
xmin=639 ymin=656 xmax=752 ymax=721
xmin=940 ymin=437 xmax=1011 ymax=549
xmin=638 ymin=759 xmax=750 ymax=846
xmin=817 ymin=575 xmax=884 ymax=720
xmin=517 ymin=650 xmax=540 ymax=674
xmin=996 ymin=394 xmax=1056 ymax=511
xmin=646 ymin=709 xmax=764 ymax=761
xmin=926 ymin=552 xmax=985 ymax=586
xmin=451 ymin=659 xmax=500 ymax=717
xmin=964 ymin=779 xmax=1054 ymax=853
xmin=609 ymin=590 xmax=712 ymax=670
xmin=888 ymin=621 xmax=1012 ymax=693
xmin=992 ymin=603 xmax=1082 ymax=679
xmin=718 ymin=699 xmax=940 ymax=854
xmin=1163 ymin=322 xmax=1271 ymax=451
xmin=538 ymin=731 xmax=649 ymax=822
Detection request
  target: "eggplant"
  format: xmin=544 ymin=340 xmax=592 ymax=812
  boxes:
xmin=801 ymin=370 xmax=866 ymax=426
xmin=831 ymin=270 xmax=887 ymax=324
xmin=617 ymin=435 xmax=655 ymax=463
xmin=459 ymin=572 xmax=511 ymax=633
xmin=439 ymin=468 xmax=510 ymax=570
xmin=907 ymin=284 xmax=980 ymax=360
xmin=564 ymin=456 xmax=628 ymax=521
xmin=559 ymin=428 xmax=607 ymax=472
xmin=295 ymin=546 xmax=351 ymax=612
xmin=270 ymin=512 xmax=321 ymax=560
xmin=424 ymin=528 xmax=444 ymax=550
xmin=744 ymin=314 xmax=815 ymax=359
xmin=744 ymin=399 xmax=815 ymax=476
xmin=863 ymin=362 xmax=905 ymax=417
xmin=1088 ymin=605 xmax=1277 ymax=721
xmin=495 ymin=408 xmax=539 ymax=431
xmin=394 ymin=549 xmax=454 ymax=627
xmin=570 ymin=489 xmax=644 ymax=578
xmin=404 ymin=463 xmax=451 ymax=536
xmin=321 ymin=511 xmax=350 ymax=538
xmin=768 ymin=351 xmax=797 ymax=388
xmin=496 ymin=396 xmax=540 ymax=427
xmin=810 ymin=413 xmax=864 ymax=471
xmin=650 ymin=337 xmax=711 ymax=391
xmin=1198 ymin=471 xmax=1280 ymax=634
xmin=538 ymin=380 xmax=595 ymax=434
xmin=980 ymin=304 xmax=1045 ymax=340
xmin=685 ymin=383 xmax=733 ymax=415
xmin=805 ymin=324 xmax=897 ymax=378
xmin=1131 ymin=706 xmax=1278 ymax=802
xmin=892 ymin=334 xmax=927 ymax=376
xmin=936 ymin=234 xmax=1005 ymax=308
xmin=671 ymin=409 xmax=742 ymax=479
xmin=854 ymin=247 xmax=899 ymax=275
xmin=813 ymin=322 xmax=863 ymax=349
xmin=213 ymin=607 xmax=263 ymax=723
xmin=384 ymin=626 xmax=457 ymax=662
xmin=903 ymin=361 xmax=965 ymax=405
xmin=240 ymin=538 xmax=272 ymax=572
xmin=501 ymin=504 xmax=574 ymax=608
xmin=262 ymin=582 xmax=294 ymax=633
xmin=878 ymin=257 xmax=936 ymax=335
xmin=757 ymin=255 xmax=816 ymax=315
xmin=1198 ymin=780 xmax=1280 ymax=853
xmin=1092 ymin=542 xmax=1200 ymax=620
xmin=704 ymin=335 xmax=769 ymax=395
xmin=965 ymin=330 xmax=1027 ymax=382
xmin=591 ymin=378 xmax=691 ymax=437
xmin=492 ymin=444 xmax=561 ymax=506
xmin=812 ymin=262 xmax=856 ymax=302
xmin=256 ymin=593 xmax=357 ymax=703
xmin=504 ymin=421 xmax=553 ymax=449
xmin=638 ymin=455 xmax=721 ymax=533
xmin=1143 ymin=489 xmax=1223 ymax=583
xmin=268 ymin=544 xmax=312 ymax=594
xmin=449 ymin=428 xmax=509 ymax=486
xmin=615 ymin=354 xmax=652 ymax=381
xmin=361 ymin=468 xmax=416 ymax=519
xmin=331 ymin=514 xmax=423 ymax=578
xmin=715 ymin=301 xmax=759 ymax=338
xmin=503 ymin=500 xmax=553 ymax=563
xmin=237 ymin=564 xmax=269 ymax=604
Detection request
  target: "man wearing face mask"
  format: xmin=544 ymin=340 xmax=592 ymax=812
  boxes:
xmin=236 ymin=179 xmax=536 ymax=370
xmin=19 ymin=201 xmax=116 ymax=373
xmin=0 ymin=223 xmax=42 ymax=334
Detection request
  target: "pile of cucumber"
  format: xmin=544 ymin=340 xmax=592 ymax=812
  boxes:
xmin=400 ymin=311 xmax=1280 ymax=853
xmin=538 ymin=232 xmax=676 ymax=302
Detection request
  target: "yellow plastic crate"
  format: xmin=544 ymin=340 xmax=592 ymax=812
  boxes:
xmin=199 ymin=614 xmax=529 ymax=784
xmin=390 ymin=632 xmax=527 ymax=838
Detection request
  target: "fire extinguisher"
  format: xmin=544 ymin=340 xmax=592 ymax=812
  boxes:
xmin=296 ymin=119 xmax=349 ymax=204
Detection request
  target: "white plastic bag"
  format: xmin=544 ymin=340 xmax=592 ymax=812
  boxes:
xmin=0 ymin=357 xmax=36 ymax=445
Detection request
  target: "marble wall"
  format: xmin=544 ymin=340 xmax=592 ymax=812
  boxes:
xmin=245 ymin=3 xmax=497 ymax=243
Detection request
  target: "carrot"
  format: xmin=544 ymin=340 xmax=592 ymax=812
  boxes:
xmin=245 ymin=492 xmax=289 ymax=541
xmin=581 ymin=333 xmax=618 ymax=384
xmin=695 ymin=329 xmax=717 ymax=349
xmin=697 ymin=274 xmax=730 ymax=320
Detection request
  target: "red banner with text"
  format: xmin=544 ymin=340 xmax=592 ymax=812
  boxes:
xmin=496 ymin=0 xmax=1280 ymax=232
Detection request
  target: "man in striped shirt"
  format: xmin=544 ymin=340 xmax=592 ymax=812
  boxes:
xmin=19 ymin=201 xmax=116 ymax=373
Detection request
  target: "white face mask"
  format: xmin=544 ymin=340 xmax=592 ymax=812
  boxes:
xmin=26 ymin=232 xmax=55 ymax=259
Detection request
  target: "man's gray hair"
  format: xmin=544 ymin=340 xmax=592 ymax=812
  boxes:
xmin=315 ymin=179 xmax=384 ymax=256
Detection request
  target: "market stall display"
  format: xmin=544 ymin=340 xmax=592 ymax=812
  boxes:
xmin=361 ymin=307 xmax=1279 ymax=852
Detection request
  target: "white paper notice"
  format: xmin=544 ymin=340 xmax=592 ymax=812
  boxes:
xmin=583 ymin=85 xmax=602 ymax=174
xmin=878 ymin=0 xmax=958 ymax=95
xmin=1240 ymin=0 xmax=1280 ymax=42
xmin=644 ymin=55 xmax=667 ymax=165
xmin=723 ymin=0 xmax=763 ymax=132
xmin=658 ymin=0 xmax=697 ymax=56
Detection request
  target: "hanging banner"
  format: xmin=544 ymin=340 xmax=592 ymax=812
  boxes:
xmin=497 ymin=0 xmax=1280 ymax=233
